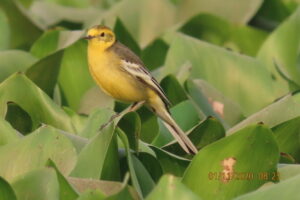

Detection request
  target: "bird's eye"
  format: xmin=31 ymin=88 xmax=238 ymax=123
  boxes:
xmin=100 ymin=32 xmax=105 ymax=37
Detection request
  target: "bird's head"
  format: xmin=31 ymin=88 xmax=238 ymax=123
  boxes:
xmin=84 ymin=25 xmax=116 ymax=49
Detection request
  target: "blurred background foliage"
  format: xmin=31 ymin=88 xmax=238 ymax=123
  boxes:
xmin=0 ymin=0 xmax=300 ymax=199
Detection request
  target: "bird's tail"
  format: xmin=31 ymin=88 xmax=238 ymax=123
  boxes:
xmin=152 ymin=102 xmax=198 ymax=155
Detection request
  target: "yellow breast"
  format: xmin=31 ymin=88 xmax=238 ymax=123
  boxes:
xmin=87 ymin=45 xmax=148 ymax=103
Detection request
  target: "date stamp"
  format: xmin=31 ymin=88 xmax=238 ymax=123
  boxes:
xmin=209 ymin=156 xmax=280 ymax=183
xmin=208 ymin=171 xmax=280 ymax=181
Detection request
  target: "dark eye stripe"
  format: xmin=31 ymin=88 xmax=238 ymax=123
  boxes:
xmin=100 ymin=32 xmax=105 ymax=37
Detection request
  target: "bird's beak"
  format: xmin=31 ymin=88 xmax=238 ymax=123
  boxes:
xmin=82 ymin=35 xmax=94 ymax=40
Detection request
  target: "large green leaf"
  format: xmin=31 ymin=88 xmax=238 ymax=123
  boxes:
xmin=0 ymin=50 xmax=37 ymax=82
xmin=0 ymin=177 xmax=17 ymax=200
xmin=0 ymin=126 xmax=77 ymax=181
xmin=0 ymin=118 xmax=20 ymax=146
xmin=0 ymin=74 xmax=75 ymax=132
xmin=180 ymin=14 xmax=268 ymax=56
xmin=146 ymin=175 xmax=200 ymax=200
xmin=26 ymin=51 xmax=63 ymax=97
xmin=71 ymin=124 xmax=120 ymax=181
xmin=186 ymin=79 xmax=245 ymax=129
xmin=30 ymin=29 xmax=84 ymax=58
xmin=29 ymin=1 xmax=100 ymax=28
xmin=0 ymin=9 xmax=10 ymax=50
xmin=257 ymin=7 xmax=300 ymax=94
xmin=182 ymin=124 xmax=279 ymax=200
xmin=0 ymin=0 xmax=43 ymax=49
xmin=177 ymin=0 xmax=263 ymax=25
xmin=58 ymin=40 xmax=96 ymax=111
xmin=11 ymin=168 xmax=59 ymax=200
xmin=163 ymin=33 xmax=275 ymax=116
xmin=228 ymin=92 xmax=300 ymax=134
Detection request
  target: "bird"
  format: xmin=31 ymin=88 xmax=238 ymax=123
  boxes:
xmin=84 ymin=25 xmax=198 ymax=154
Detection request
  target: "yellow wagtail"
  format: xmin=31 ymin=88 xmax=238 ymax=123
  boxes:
xmin=84 ymin=25 xmax=197 ymax=154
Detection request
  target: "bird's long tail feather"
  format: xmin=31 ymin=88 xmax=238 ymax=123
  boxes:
xmin=154 ymin=105 xmax=198 ymax=154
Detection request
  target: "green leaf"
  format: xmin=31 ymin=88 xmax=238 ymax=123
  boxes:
xmin=118 ymin=129 xmax=155 ymax=198
xmin=177 ymin=0 xmax=263 ymax=25
xmin=0 ymin=0 xmax=43 ymax=49
xmin=0 ymin=177 xmax=17 ymax=200
xmin=272 ymin=116 xmax=300 ymax=162
xmin=137 ymin=152 xmax=163 ymax=183
xmin=78 ymin=108 xmax=115 ymax=139
xmin=131 ymin=155 xmax=156 ymax=197
xmin=163 ymin=33 xmax=275 ymax=116
xmin=114 ymin=18 xmax=141 ymax=56
xmin=78 ymin=87 xmax=114 ymax=115
xmin=228 ymin=92 xmax=300 ymax=134
xmin=0 ymin=126 xmax=77 ymax=181
xmin=186 ymin=79 xmax=245 ymax=128
xmin=0 ymin=9 xmax=10 ymax=50
xmin=160 ymin=74 xmax=188 ymax=106
xmin=58 ymin=40 xmax=96 ymax=111
xmin=30 ymin=29 xmax=84 ymax=59
xmin=141 ymin=39 xmax=169 ymax=70
xmin=26 ymin=51 xmax=63 ymax=97
xmin=0 ymin=118 xmax=20 ymax=146
xmin=257 ymin=7 xmax=300 ymax=94
xmin=163 ymin=117 xmax=225 ymax=155
xmin=180 ymin=14 xmax=268 ymax=56
xmin=71 ymin=124 xmax=120 ymax=181
xmin=57 ymin=129 xmax=88 ymax=153
xmin=138 ymin=107 xmax=159 ymax=144
xmin=0 ymin=74 xmax=75 ymax=132
xmin=0 ymin=50 xmax=37 ymax=82
xmin=11 ymin=168 xmax=59 ymax=200
xmin=150 ymin=146 xmax=190 ymax=177
xmin=235 ymin=174 xmax=300 ymax=200
xmin=30 ymin=1 xmax=100 ymax=28
xmin=47 ymin=159 xmax=79 ymax=200
xmin=118 ymin=112 xmax=141 ymax=152
xmin=146 ymin=174 xmax=200 ymax=200
xmin=182 ymin=124 xmax=279 ymax=200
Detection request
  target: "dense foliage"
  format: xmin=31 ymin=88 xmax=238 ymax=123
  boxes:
xmin=0 ymin=0 xmax=300 ymax=199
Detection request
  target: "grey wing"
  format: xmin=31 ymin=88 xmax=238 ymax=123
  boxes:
xmin=109 ymin=41 xmax=171 ymax=107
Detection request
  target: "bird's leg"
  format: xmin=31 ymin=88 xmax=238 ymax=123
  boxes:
xmin=100 ymin=101 xmax=145 ymax=130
